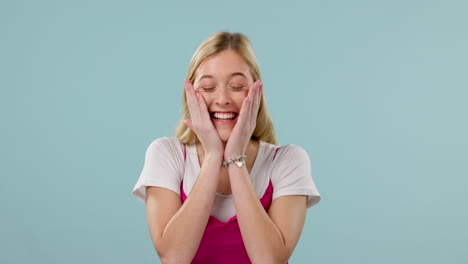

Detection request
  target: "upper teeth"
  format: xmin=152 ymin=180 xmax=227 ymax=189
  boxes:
xmin=213 ymin=112 xmax=235 ymax=119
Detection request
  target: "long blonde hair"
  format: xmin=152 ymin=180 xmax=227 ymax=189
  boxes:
xmin=175 ymin=32 xmax=278 ymax=145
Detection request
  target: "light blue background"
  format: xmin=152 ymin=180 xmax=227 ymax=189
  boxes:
xmin=1 ymin=0 xmax=467 ymax=263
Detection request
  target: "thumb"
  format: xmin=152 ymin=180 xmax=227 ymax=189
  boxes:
xmin=184 ymin=119 xmax=193 ymax=130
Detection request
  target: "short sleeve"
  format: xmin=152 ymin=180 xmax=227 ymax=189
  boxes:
xmin=132 ymin=137 xmax=185 ymax=204
xmin=271 ymin=145 xmax=321 ymax=208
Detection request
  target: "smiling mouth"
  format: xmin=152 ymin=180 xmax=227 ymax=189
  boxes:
xmin=210 ymin=112 xmax=238 ymax=122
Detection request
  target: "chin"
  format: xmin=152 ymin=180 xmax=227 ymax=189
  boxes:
xmin=216 ymin=129 xmax=232 ymax=143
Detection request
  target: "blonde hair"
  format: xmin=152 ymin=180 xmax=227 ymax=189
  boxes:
xmin=175 ymin=32 xmax=278 ymax=145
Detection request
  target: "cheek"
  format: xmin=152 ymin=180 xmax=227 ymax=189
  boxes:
xmin=200 ymin=93 xmax=214 ymax=105
xmin=233 ymin=91 xmax=249 ymax=105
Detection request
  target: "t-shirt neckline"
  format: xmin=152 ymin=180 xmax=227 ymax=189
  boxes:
xmin=189 ymin=141 xmax=265 ymax=197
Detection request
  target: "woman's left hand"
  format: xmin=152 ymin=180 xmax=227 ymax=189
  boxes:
xmin=224 ymin=80 xmax=263 ymax=160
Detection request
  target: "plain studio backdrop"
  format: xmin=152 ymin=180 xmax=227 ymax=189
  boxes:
xmin=1 ymin=0 xmax=467 ymax=263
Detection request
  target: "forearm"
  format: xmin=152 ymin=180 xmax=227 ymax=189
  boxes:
xmin=229 ymin=166 xmax=289 ymax=264
xmin=158 ymin=155 xmax=222 ymax=263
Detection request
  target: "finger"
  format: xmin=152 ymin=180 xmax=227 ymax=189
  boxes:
xmin=246 ymin=81 xmax=259 ymax=128
xmin=184 ymin=80 xmax=195 ymax=105
xmin=247 ymin=82 xmax=257 ymax=127
xmin=235 ymin=96 xmax=249 ymax=129
xmin=249 ymin=81 xmax=258 ymax=107
xmin=250 ymin=83 xmax=262 ymax=128
xmin=196 ymin=92 xmax=212 ymax=121
xmin=185 ymin=79 xmax=197 ymax=102
xmin=248 ymin=80 xmax=257 ymax=99
xmin=253 ymin=82 xmax=262 ymax=118
xmin=236 ymin=81 xmax=257 ymax=130
xmin=184 ymin=119 xmax=193 ymax=130
xmin=243 ymin=94 xmax=255 ymax=129
xmin=184 ymin=80 xmax=201 ymax=118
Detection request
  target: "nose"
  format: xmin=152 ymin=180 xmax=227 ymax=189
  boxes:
xmin=214 ymin=86 xmax=231 ymax=105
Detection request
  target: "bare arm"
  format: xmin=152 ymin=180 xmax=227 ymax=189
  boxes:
xmin=145 ymin=154 xmax=222 ymax=264
xmin=144 ymin=79 xmax=225 ymax=263
xmin=229 ymin=166 xmax=308 ymax=264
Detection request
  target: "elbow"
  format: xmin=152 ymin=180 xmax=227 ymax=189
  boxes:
xmin=156 ymin=247 xmax=193 ymax=264
xmin=250 ymin=254 xmax=289 ymax=264
xmin=159 ymin=254 xmax=192 ymax=264
xmin=152 ymin=235 xmax=196 ymax=264
xmin=251 ymin=257 xmax=289 ymax=264
xmin=159 ymin=256 xmax=186 ymax=264
xmin=249 ymin=248 xmax=291 ymax=264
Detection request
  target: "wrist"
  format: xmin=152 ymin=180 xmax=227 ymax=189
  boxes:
xmin=222 ymin=155 xmax=247 ymax=168
xmin=224 ymin=150 xmax=246 ymax=160
xmin=204 ymin=152 xmax=224 ymax=163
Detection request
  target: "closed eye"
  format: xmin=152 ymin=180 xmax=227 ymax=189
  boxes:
xmin=202 ymin=87 xmax=215 ymax=91
xmin=230 ymin=86 xmax=244 ymax=90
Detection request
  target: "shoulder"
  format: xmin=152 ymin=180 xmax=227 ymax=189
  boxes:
xmin=146 ymin=137 xmax=185 ymax=159
xmin=268 ymin=143 xmax=312 ymax=179
xmin=133 ymin=137 xmax=185 ymax=202
xmin=261 ymin=142 xmax=320 ymax=208
xmin=260 ymin=142 xmax=309 ymax=164
xmin=149 ymin=137 xmax=183 ymax=148
xmin=278 ymin=144 xmax=309 ymax=161
xmin=277 ymin=144 xmax=308 ymax=156
xmin=148 ymin=137 xmax=183 ymax=150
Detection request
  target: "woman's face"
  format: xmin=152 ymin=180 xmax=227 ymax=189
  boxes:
xmin=193 ymin=50 xmax=253 ymax=142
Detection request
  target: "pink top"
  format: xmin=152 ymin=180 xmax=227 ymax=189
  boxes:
xmin=180 ymin=147 xmax=289 ymax=264
xmin=181 ymin=180 xmax=289 ymax=264
xmin=132 ymin=138 xmax=321 ymax=263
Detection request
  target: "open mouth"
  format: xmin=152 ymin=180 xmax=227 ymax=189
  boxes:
xmin=210 ymin=112 xmax=238 ymax=123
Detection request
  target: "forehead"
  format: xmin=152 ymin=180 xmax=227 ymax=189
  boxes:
xmin=195 ymin=50 xmax=252 ymax=81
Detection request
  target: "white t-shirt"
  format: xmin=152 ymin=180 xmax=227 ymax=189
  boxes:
xmin=132 ymin=137 xmax=321 ymax=222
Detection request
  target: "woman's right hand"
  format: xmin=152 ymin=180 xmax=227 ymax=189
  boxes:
xmin=183 ymin=79 xmax=224 ymax=157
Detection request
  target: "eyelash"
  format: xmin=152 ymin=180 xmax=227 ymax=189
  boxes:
xmin=201 ymin=86 xmax=244 ymax=91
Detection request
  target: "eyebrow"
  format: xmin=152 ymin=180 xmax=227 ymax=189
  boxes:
xmin=198 ymin=72 xmax=248 ymax=81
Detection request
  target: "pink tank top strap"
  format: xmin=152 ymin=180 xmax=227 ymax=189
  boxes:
xmin=273 ymin=146 xmax=281 ymax=161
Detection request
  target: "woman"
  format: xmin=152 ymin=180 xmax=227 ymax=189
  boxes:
xmin=132 ymin=32 xmax=321 ymax=264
